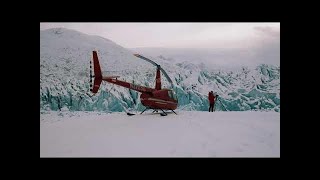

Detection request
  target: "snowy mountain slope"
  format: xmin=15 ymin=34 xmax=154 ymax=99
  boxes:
xmin=130 ymin=47 xmax=280 ymax=68
xmin=40 ymin=28 xmax=280 ymax=112
xmin=40 ymin=110 xmax=280 ymax=157
xmin=40 ymin=28 xmax=160 ymax=112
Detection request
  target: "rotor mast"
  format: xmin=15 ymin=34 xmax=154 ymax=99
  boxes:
xmin=134 ymin=54 xmax=172 ymax=90
xmin=155 ymin=65 xmax=161 ymax=90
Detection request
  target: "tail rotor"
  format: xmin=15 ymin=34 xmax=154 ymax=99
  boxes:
xmin=89 ymin=60 xmax=93 ymax=92
xmin=89 ymin=51 xmax=103 ymax=94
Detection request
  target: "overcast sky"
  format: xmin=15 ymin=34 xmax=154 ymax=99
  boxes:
xmin=40 ymin=23 xmax=280 ymax=67
xmin=40 ymin=23 xmax=279 ymax=48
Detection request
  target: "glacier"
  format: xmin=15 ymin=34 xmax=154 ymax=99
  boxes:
xmin=40 ymin=28 xmax=280 ymax=112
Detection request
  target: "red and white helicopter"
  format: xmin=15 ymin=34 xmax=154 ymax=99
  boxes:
xmin=89 ymin=51 xmax=178 ymax=116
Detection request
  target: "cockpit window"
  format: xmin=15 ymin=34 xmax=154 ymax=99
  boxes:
xmin=172 ymin=91 xmax=177 ymax=100
xmin=168 ymin=90 xmax=177 ymax=100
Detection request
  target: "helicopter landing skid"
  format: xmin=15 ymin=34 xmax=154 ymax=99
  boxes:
xmin=139 ymin=107 xmax=177 ymax=116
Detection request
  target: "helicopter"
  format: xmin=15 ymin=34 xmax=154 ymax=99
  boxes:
xmin=89 ymin=51 xmax=178 ymax=116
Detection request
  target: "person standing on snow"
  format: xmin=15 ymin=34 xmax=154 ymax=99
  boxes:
xmin=208 ymin=91 xmax=216 ymax=112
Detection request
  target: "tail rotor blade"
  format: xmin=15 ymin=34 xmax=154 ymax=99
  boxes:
xmin=90 ymin=61 xmax=93 ymax=78
xmin=89 ymin=60 xmax=93 ymax=91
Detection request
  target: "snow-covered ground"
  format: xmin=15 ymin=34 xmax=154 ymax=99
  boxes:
xmin=40 ymin=110 xmax=280 ymax=157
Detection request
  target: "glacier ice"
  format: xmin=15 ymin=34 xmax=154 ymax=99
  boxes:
xmin=40 ymin=28 xmax=280 ymax=112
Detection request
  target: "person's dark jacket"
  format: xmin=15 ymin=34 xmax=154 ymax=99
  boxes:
xmin=208 ymin=92 xmax=215 ymax=104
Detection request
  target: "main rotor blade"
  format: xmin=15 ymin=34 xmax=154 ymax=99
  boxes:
xmin=160 ymin=67 xmax=173 ymax=88
xmin=134 ymin=54 xmax=173 ymax=88
xmin=133 ymin=54 xmax=159 ymax=67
